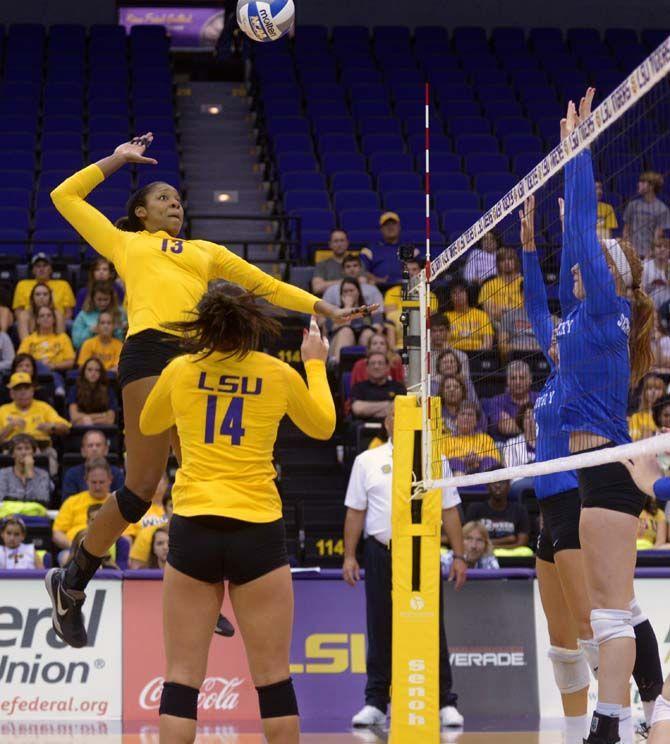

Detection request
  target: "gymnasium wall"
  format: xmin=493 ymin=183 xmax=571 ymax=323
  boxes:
xmin=0 ymin=1 xmax=116 ymax=25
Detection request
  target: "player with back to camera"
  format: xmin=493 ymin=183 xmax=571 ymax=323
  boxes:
xmin=557 ymin=91 xmax=656 ymax=744
xmin=139 ymin=285 xmax=335 ymax=744
xmin=45 ymin=133 xmax=375 ymax=648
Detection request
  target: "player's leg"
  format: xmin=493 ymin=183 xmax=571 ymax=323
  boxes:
xmin=580 ymin=507 xmax=638 ymax=740
xmin=46 ymin=376 xmax=172 ymax=647
xmin=536 ymin=557 xmax=590 ymax=743
xmin=630 ymin=596 xmax=664 ymax=729
xmin=160 ymin=562 xmax=224 ymax=744
xmin=329 ymin=326 xmax=355 ymax=362
xmin=229 ymin=565 xmax=299 ymax=744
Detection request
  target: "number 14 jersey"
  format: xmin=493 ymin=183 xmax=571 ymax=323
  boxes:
xmin=140 ymin=353 xmax=336 ymax=522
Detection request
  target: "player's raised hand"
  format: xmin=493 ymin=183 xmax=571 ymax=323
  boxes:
xmin=578 ymin=87 xmax=596 ymax=122
xmin=519 ymin=194 xmax=536 ymax=252
xmin=113 ymin=132 xmax=158 ymax=165
xmin=300 ymin=316 xmax=330 ymax=362
xmin=560 ymin=100 xmax=578 ymax=140
xmin=314 ymin=299 xmax=381 ymax=325
xmin=558 ymin=197 xmax=565 ymax=233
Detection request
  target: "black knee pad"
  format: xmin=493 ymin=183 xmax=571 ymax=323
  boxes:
xmin=116 ymin=485 xmax=151 ymax=523
xmin=256 ymin=678 xmax=298 ymax=719
xmin=633 ymin=620 xmax=664 ymax=701
xmin=159 ymin=681 xmax=199 ymax=720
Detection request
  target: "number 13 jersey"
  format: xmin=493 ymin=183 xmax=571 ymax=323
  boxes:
xmin=139 ymin=353 xmax=336 ymax=522
xmin=51 ymin=165 xmax=320 ymax=339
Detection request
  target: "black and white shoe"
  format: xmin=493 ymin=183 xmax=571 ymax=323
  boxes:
xmin=45 ymin=568 xmax=88 ymax=648
xmin=214 ymin=614 xmax=235 ymax=637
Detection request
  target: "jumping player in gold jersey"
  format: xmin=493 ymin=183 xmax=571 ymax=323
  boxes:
xmin=140 ymin=284 xmax=335 ymax=744
xmin=45 ymin=133 xmax=374 ymax=648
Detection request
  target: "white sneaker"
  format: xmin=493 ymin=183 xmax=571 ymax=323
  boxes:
xmin=440 ymin=705 xmax=464 ymax=727
xmin=351 ymin=705 xmax=387 ymax=727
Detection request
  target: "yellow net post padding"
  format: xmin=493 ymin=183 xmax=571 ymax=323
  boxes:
xmin=389 ymin=394 xmax=443 ymax=743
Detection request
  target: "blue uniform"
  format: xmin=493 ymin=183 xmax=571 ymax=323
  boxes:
xmin=522 ymin=243 xmax=578 ymax=500
xmin=557 ymin=150 xmax=632 ymax=445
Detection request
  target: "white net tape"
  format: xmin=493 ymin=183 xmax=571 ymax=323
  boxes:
xmin=428 ymin=432 xmax=670 ymax=490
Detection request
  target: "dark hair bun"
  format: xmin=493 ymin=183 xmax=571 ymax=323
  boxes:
xmin=115 ymin=216 xmax=132 ymax=231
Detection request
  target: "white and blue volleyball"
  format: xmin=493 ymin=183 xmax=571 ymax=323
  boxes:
xmin=236 ymin=0 xmax=295 ymax=43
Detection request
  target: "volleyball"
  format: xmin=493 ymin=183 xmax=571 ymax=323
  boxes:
xmin=236 ymin=0 xmax=295 ymax=43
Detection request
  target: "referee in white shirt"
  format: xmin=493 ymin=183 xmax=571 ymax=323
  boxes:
xmin=342 ymin=408 xmax=466 ymax=729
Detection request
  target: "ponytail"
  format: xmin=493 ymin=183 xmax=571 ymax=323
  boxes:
xmin=163 ymin=283 xmax=282 ymax=360
xmin=616 ymin=239 xmax=654 ymax=387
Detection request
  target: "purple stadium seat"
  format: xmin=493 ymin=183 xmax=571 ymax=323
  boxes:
xmin=330 ymin=172 xmax=373 ymax=192
xmin=334 ymin=190 xmax=380 ymax=213
xmin=368 ymin=152 xmax=414 ymax=176
xmin=284 ymin=190 xmax=331 ymax=212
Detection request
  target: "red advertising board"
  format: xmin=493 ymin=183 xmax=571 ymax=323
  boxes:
xmin=123 ymin=581 xmax=259 ymax=721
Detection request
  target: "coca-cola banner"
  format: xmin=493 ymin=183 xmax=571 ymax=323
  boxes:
xmin=0 ymin=575 xmax=122 ymax=720
xmin=123 ymin=574 xmax=368 ymax=722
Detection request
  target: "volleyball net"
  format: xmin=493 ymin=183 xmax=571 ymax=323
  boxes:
xmin=411 ymin=35 xmax=670 ymax=493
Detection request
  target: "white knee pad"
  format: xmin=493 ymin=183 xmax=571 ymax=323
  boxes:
xmin=579 ymin=637 xmax=599 ymax=679
xmin=652 ymin=696 xmax=670 ymax=725
xmin=590 ymin=608 xmax=635 ymax=645
xmin=548 ymin=646 xmax=591 ymax=694
xmin=629 ymin=597 xmax=647 ymax=627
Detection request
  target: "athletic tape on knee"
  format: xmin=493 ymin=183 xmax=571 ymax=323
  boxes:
xmin=652 ymin=696 xmax=670 ymax=725
xmin=159 ymin=681 xmax=199 ymax=720
xmin=579 ymin=637 xmax=599 ymax=679
xmin=590 ymin=608 xmax=634 ymax=645
xmin=256 ymin=678 xmax=298 ymax=719
xmin=548 ymin=646 xmax=591 ymax=694
xmin=115 ymin=485 xmax=151 ymax=523
xmin=629 ymin=597 xmax=648 ymax=626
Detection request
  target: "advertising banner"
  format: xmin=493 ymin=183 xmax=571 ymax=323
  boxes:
xmin=118 ymin=7 xmax=225 ymax=48
xmin=123 ymin=576 xmax=368 ymax=723
xmin=535 ymin=576 xmax=670 ymax=720
xmin=443 ymin=577 xmax=539 ymax=719
xmin=0 ymin=577 xmax=122 ymax=720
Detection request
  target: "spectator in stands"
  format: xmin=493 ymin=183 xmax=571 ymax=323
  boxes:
xmin=322 ymin=254 xmax=384 ymax=308
xmin=13 ymin=253 xmax=76 ymax=323
xmin=433 ymin=348 xmax=478 ymax=403
xmin=498 ymin=301 xmax=544 ymax=358
xmin=442 ymin=401 xmax=500 ymax=476
xmin=52 ymin=458 xmax=113 ymax=561
xmin=0 ymin=327 xmax=14 ymax=374
xmin=0 ymin=434 xmax=51 ymax=506
xmin=326 ymin=278 xmax=384 ymax=362
xmin=67 ymin=357 xmax=118 ymax=427
xmin=72 ymin=280 xmax=126 ymax=350
xmin=74 ymin=258 xmax=124 ymax=315
xmin=595 ymin=180 xmax=618 ymax=240
xmin=361 ymin=212 xmax=417 ymax=286
xmin=503 ymin=404 xmax=537 ymax=468
xmin=311 ymin=229 xmax=351 ymax=296
xmin=61 ymin=428 xmax=124 ymax=501
xmin=383 ymin=257 xmax=437 ymax=346
xmin=623 ymin=171 xmax=670 ymax=258
xmin=0 ymin=516 xmax=41 ymax=569
xmin=129 ymin=484 xmax=173 ymax=568
xmin=463 ymin=231 xmax=501 ymax=286
xmin=147 ymin=527 xmax=169 ymax=570
xmin=440 ymin=375 xmax=484 ymax=435
xmin=77 ymin=310 xmax=123 ymax=372
xmin=441 ymin=521 xmax=499 ymax=574
xmin=465 ymin=469 xmax=530 ymax=549
xmin=10 ymin=353 xmax=38 ymax=384
xmin=483 ymin=360 xmax=537 ymax=439
xmin=651 ymin=309 xmax=670 ymax=373
xmin=17 ymin=306 xmax=75 ymax=375
xmin=0 ymin=372 xmax=69 ymax=474
xmin=637 ymin=494 xmax=668 ymax=550
xmin=343 ymin=407 xmax=465 ymax=728
xmin=445 ymin=280 xmax=494 ymax=351
xmin=0 ymin=301 xmax=12 ymax=334
xmin=17 ymin=283 xmax=66 ymax=342
xmin=642 ymin=237 xmax=670 ymax=308
xmin=350 ymin=352 xmax=406 ymax=421
xmin=629 ymin=373 xmax=665 ymax=441
xmin=350 ymin=333 xmax=404 ymax=386
xmin=477 ymin=247 xmax=523 ymax=323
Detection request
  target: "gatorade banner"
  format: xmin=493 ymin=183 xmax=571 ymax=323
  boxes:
xmin=0 ymin=577 xmax=122 ymax=720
